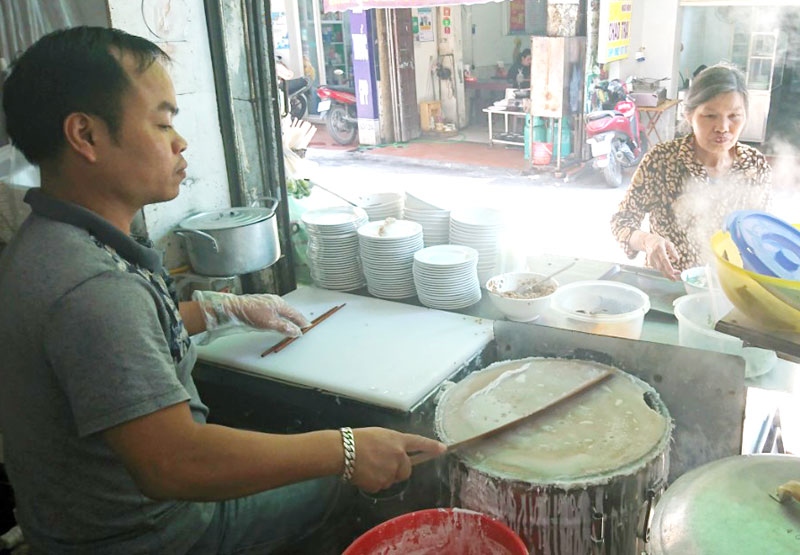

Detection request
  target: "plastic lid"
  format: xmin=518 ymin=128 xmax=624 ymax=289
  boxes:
xmin=725 ymin=210 xmax=800 ymax=281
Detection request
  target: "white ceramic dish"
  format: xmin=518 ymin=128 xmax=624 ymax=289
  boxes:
xmin=485 ymin=272 xmax=559 ymax=322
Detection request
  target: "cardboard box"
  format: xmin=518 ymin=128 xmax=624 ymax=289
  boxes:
xmin=419 ymin=101 xmax=442 ymax=132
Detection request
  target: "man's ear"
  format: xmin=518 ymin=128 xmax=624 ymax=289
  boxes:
xmin=63 ymin=112 xmax=100 ymax=163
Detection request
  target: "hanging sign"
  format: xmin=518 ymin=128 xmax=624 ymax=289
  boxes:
xmin=597 ymin=0 xmax=632 ymax=63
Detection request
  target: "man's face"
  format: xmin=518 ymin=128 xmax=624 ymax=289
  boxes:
xmin=522 ymin=55 xmax=532 ymax=67
xmin=97 ymin=55 xmax=187 ymax=208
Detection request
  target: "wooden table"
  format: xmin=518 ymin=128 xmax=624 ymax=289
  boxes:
xmin=637 ymin=98 xmax=680 ymax=144
xmin=465 ymin=79 xmax=508 ymax=123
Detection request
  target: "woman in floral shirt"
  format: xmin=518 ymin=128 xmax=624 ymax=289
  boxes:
xmin=611 ymin=64 xmax=771 ymax=280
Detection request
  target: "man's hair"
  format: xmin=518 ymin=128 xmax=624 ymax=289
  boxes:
xmin=520 ymin=48 xmax=531 ymax=59
xmin=2 ymin=26 xmax=169 ymax=165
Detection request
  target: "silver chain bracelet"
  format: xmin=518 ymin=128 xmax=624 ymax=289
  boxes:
xmin=340 ymin=427 xmax=356 ymax=483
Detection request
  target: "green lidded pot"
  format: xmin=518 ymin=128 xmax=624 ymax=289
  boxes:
xmin=648 ymin=454 xmax=800 ymax=555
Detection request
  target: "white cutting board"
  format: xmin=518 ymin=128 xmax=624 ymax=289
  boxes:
xmin=195 ymin=286 xmax=494 ymax=411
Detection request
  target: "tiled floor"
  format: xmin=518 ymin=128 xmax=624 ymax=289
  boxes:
xmin=306 ymin=119 xmax=533 ymax=172
xmin=309 ymin=113 xmax=800 ymax=186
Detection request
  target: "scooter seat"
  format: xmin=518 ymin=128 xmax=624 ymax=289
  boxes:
xmin=586 ymin=110 xmax=623 ymax=122
xmin=286 ymin=78 xmax=309 ymax=95
xmin=325 ymin=84 xmax=354 ymax=93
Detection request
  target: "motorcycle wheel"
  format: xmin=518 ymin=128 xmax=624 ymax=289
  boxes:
xmin=326 ymin=104 xmax=357 ymax=145
xmin=603 ymin=141 xmax=624 ymax=188
xmin=289 ymin=93 xmax=308 ymax=120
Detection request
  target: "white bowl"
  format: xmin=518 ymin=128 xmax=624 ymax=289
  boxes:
xmin=672 ymin=292 xmax=777 ymax=378
xmin=680 ymin=265 xmax=716 ymax=295
xmin=549 ymin=280 xmax=650 ymax=339
xmin=485 ymin=272 xmax=558 ymax=322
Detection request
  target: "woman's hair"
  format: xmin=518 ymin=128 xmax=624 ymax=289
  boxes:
xmin=681 ymin=64 xmax=748 ymax=121
xmin=3 ymin=26 xmax=169 ymax=165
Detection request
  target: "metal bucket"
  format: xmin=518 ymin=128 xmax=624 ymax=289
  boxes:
xmin=175 ymin=198 xmax=280 ymax=277
xmin=435 ymin=357 xmax=672 ymax=555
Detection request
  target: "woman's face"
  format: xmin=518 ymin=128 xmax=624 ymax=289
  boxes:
xmin=687 ymin=91 xmax=747 ymax=158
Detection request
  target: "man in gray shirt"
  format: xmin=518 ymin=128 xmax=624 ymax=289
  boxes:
xmin=0 ymin=26 xmax=445 ymax=554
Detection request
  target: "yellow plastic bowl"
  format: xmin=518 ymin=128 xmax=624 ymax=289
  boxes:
xmin=711 ymin=229 xmax=800 ymax=331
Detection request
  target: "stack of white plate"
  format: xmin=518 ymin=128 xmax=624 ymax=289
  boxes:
xmin=413 ymin=245 xmax=482 ymax=309
xmin=403 ymin=206 xmax=450 ymax=247
xmin=301 ymin=206 xmax=369 ymax=291
xmin=357 ymin=218 xmax=424 ymax=299
xmin=357 ymin=192 xmax=404 ymax=222
xmin=449 ymin=207 xmax=505 ymax=286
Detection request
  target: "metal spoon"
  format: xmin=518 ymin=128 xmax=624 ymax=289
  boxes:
xmin=519 ymin=259 xmax=578 ymax=295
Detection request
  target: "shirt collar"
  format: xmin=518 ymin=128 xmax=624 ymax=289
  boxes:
xmin=677 ymin=133 xmax=756 ymax=175
xmin=24 ymin=187 xmax=163 ymax=273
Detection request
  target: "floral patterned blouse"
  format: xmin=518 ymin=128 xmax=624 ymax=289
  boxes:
xmin=610 ymin=133 xmax=772 ymax=271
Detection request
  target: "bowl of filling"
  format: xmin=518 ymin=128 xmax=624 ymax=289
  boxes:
xmin=485 ymin=272 xmax=559 ymax=322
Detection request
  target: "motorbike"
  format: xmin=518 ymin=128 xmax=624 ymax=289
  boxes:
xmin=316 ymin=71 xmax=358 ymax=145
xmin=585 ymin=79 xmax=648 ymax=188
xmin=276 ymin=56 xmax=311 ymax=120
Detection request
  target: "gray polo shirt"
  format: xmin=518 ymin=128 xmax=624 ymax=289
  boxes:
xmin=0 ymin=188 xmax=214 ymax=553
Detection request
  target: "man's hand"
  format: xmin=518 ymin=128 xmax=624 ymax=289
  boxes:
xmin=349 ymin=428 xmax=446 ymax=493
xmin=192 ymin=291 xmax=310 ymax=340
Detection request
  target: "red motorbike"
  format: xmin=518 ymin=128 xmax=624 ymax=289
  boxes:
xmin=316 ymin=78 xmax=358 ymax=145
xmin=585 ymin=80 xmax=648 ymax=188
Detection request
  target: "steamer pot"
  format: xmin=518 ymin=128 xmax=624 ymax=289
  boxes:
xmin=435 ymin=357 xmax=672 ymax=555
xmin=176 ymin=198 xmax=280 ymax=276
xmin=648 ymin=454 xmax=800 ymax=555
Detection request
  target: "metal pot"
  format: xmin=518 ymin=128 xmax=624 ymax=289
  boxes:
xmin=175 ymin=197 xmax=280 ymax=276
xmin=648 ymin=454 xmax=800 ymax=554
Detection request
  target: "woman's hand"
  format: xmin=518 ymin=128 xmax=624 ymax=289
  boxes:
xmin=640 ymin=232 xmax=681 ymax=280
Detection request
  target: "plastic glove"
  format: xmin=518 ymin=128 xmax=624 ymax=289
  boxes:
xmin=192 ymin=290 xmax=310 ymax=344
xmin=641 ymin=232 xmax=681 ymax=281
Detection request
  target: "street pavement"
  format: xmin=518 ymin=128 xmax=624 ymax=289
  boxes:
xmin=298 ymin=147 xmax=635 ymax=271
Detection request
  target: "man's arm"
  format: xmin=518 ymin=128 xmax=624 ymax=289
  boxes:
xmin=103 ymin=402 xmax=445 ymax=499
xmin=178 ymin=301 xmax=206 ymax=335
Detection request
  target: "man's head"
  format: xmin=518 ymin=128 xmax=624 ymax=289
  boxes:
xmin=520 ymin=49 xmax=532 ymax=67
xmin=3 ymin=26 xmax=170 ymax=166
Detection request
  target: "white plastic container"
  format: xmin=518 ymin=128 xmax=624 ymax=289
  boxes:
xmin=672 ymin=292 xmax=777 ymax=378
xmin=549 ymin=280 xmax=650 ymax=339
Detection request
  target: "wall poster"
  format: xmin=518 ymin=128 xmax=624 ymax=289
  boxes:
xmin=597 ymin=0 xmax=632 ymax=63
xmin=508 ymin=0 xmax=525 ymax=33
xmin=416 ymin=8 xmax=434 ymax=42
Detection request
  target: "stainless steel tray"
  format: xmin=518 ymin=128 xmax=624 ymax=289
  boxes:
xmin=599 ymin=264 xmax=685 ymax=315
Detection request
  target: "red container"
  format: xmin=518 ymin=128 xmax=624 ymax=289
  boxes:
xmin=342 ymin=507 xmax=528 ymax=555
xmin=531 ymin=142 xmax=553 ymax=166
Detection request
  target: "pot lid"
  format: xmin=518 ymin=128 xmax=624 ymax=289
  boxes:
xmin=725 ymin=210 xmax=800 ymax=281
xmin=648 ymin=454 xmax=800 ymax=554
xmin=179 ymin=207 xmax=273 ymax=231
